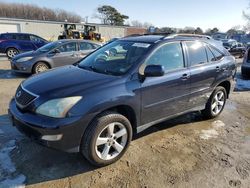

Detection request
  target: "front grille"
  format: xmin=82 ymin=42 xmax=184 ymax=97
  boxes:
xmin=15 ymin=85 xmax=37 ymax=108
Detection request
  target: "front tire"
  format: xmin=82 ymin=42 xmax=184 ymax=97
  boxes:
xmin=81 ymin=112 xmax=132 ymax=167
xmin=33 ymin=62 xmax=49 ymax=74
xmin=6 ymin=48 xmax=19 ymax=58
xmin=202 ymin=86 xmax=227 ymax=119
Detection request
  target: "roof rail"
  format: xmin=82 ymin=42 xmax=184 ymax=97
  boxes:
xmin=165 ymin=33 xmax=212 ymax=40
xmin=125 ymin=32 xmax=173 ymax=38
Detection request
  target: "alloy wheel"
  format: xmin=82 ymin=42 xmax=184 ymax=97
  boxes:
xmin=35 ymin=63 xmax=49 ymax=73
xmin=7 ymin=49 xmax=18 ymax=58
xmin=211 ymin=91 xmax=225 ymax=115
xmin=95 ymin=122 xmax=128 ymax=160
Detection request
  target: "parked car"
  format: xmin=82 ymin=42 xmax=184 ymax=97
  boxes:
xmin=11 ymin=39 xmax=101 ymax=74
xmin=9 ymin=34 xmax=236 ymax=167
xmin=0 ymin=33 xmax=48 ymax=58
xmin=242 ymin=48 xmax=250 ymax=78
xmin=223 ymin=40 xmax=246 ymax=58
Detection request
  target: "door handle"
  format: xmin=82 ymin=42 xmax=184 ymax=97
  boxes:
xmin=216 ymin=66 xmax=220 ymax=72
xmin=181 ymin=73 xmax=190 ymax=80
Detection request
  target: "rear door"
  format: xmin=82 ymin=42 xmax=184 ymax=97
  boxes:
xmin=184 ymin=41 xmax=224 ymax=108
xmin=140 ymin=42 xmax=191 ymax=125
xmin=50 ymin=42 xmax=78 ymax=67
xmin=77 ymin=42 xmax=98 ymax=60
xmin=16 ymin=34 xmax=36 ymax=52
xmin=30 ymin=35 xmax=47 ymax=49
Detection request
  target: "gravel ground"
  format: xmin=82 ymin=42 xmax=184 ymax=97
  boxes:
xmin=0 ymin=58 xmax=250 ymax=188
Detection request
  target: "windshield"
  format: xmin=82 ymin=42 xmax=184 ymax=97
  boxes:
xmin=78 ymin=40 xmax=151 ymax=76
xmin=37 ymin=41 xmax=64 ymax=52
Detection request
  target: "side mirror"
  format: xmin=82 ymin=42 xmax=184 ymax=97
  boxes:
xmin=52 ymin=49 xmax=60 ymax=54
xmin=144 ymin=65 xmax=165 ymax=77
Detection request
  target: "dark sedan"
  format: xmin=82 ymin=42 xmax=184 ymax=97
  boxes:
xmin=11 ymin=39 xmax=101 ymax=74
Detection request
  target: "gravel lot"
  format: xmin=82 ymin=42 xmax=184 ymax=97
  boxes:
xmin=0 ymin=57 xmax=250 ymax=188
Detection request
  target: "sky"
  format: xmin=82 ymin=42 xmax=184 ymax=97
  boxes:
xmin=2 ymin=0 xmax=250 ymax=32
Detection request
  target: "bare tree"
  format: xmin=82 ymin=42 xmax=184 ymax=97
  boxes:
xmin=0 ymin=2 xmax=82 ymax=22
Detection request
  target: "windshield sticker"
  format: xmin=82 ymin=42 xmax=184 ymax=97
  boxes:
xmin=132 ymin=43 xmax=151 ymax=48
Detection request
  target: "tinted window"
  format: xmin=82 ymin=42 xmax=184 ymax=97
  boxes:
xmin=144 ymin=42 xmax=184 ymax=72
xmin=186 ymin=41 xmax=207 ymax=66
xmin=79 ymin=42 xmax=94 ymax=50
xmin=209 ymin=46 xmax=224 ymax=61
xmin=1 ymin=34 xmax=15 ymax=39
xmin=16 ymin=34 xmax=30 ymax=41
xmin=205 ymin=46 xmax=216 ymax=62
xmin=30 ymin=35 xmax=46 ymax=43
xmin=57 ymin=42 xmax=76 ymax=52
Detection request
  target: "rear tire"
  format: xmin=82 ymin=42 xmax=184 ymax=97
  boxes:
xmin=32 ymin=62 xmax=50 ymax=74
xmin=81 ymin=111 xmax=132 ymax=167
xmin=202 ymin=86 xmax=227 ymax=119
xmin=6 ymin=48 xmax=19 ymax=58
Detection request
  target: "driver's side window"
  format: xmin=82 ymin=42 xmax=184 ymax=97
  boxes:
xmin=141 ymin=42 xmax=184 ymax=74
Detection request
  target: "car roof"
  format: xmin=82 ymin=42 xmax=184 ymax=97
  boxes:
xmin=56 ymin=39 xmax=102 ymax=45
xmin=120 ymin=35 xmax=165 ymax=43
xmin=120 ymin=34 xmax=229 ymax=55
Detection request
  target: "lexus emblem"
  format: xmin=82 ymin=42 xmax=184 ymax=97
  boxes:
xmin=16 ymin=91 xmax=22 ymax=98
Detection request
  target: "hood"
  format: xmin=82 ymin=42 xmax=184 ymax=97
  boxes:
xmin=22 ymin=65 xmax=117 ymax=98
xmin=13 ymin=50 xmax=41 ymax=60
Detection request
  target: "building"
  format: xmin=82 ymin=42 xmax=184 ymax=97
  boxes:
xmin=0 ymin=17 xmax=147 ymax=41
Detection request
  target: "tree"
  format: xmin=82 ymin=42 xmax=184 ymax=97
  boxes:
xmin=96 ymin=5 xmax=129 ymax=26
xmin=194 ymin=27 xmax=203 ymax=34
xmin=205 ymin=27 xmax=219 ymax=35
xmin=0 ymin=2 xmax=82 ymax=22
xmin=130 ymin=20 xmax=153 ymax=28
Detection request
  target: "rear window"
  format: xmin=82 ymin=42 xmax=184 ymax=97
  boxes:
xmin=1 ymin=34 xmax=16 ymax=39
xmin=16 ymin=34 xmax=30 ymax=41
xmin=186 ymin=41 xmax=208 ymax=66
xmin=79 ymin=42 xmax=95 ymax=50
xmin=209 ymin=46 xmax=224 ymax=61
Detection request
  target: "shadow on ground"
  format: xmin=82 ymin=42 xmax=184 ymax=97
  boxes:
xmin=0 ymin=110 xmax=206 ymax=186
xmin=0 ymin=69 xmax=29 ymax=79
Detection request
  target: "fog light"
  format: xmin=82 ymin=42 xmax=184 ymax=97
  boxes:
xmin=21 ymin=67 xmax=27 ymax=70
xmin=41 ymin=134 xmax=63 ymax=141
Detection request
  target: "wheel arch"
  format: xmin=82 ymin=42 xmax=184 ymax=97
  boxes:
xmin=89 ymin=104 xmax=137 ymax=137
xmin=5 ymin=47 xmax=19 ymax=53
xmin=217 ymin=80 xmax=231 ymax=98
xmin=32 ymin=61 xmax=51 ymax=73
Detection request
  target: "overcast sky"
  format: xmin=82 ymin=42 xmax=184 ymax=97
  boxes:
xmin=3 ymin=0 xmax=250 ymax=32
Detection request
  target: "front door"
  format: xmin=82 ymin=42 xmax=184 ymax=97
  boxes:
xmin=140 ymin=42 xmax=190 ymax=125
xmin=50 ymin=42 xmax=78 ymax=67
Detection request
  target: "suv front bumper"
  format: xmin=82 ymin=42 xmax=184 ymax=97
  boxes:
xmin=8 ymin=98 xmax=94 ymax=153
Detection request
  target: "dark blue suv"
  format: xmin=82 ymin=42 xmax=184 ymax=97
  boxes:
xmin=0 ymin=33 xmax=48 ymax=58
xmin=9 ymin=34 xmax=236 ymax=166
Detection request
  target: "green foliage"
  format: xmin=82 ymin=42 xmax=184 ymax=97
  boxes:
xmin=97 ymin=5 xmax=129 ymax=26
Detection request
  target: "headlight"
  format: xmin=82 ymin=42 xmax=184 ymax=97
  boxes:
xmin=16 ymin=57 xmax=33 ymax=63
xmin=36 ymin=97 xmax=82 ymax=118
